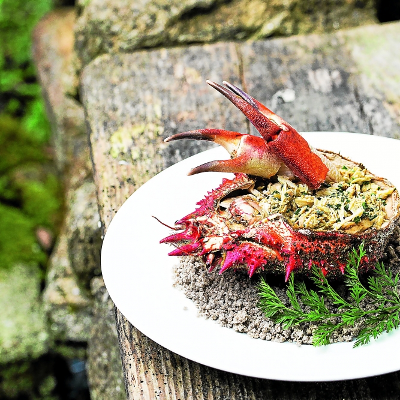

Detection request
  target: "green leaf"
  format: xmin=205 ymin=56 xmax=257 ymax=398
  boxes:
xmin=21 ymin=98 xmax=51 ymax=142
xmin=287 ymin=273 xmax=302 ymax=312
xmin=0 ymin=203 xmax=47 ymax=270
xmin=257 ymin=244 xmax=400 ymax=348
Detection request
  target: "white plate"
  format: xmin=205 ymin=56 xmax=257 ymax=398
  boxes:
xmin=102 ymin=132 xmax=400 ymax=381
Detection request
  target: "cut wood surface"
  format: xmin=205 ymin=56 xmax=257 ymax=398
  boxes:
xmin=81 ymin=22 xmax=400 ymax=399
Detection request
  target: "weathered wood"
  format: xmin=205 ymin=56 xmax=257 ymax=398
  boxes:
xmin=81 ymin=22 xmax=400 ymax=399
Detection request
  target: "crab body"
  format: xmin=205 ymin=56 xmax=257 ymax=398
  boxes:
xmin=160 ymin=81 xmax=399 ymax=280
xmin=161 ymin=173 xmax=395 ymax=280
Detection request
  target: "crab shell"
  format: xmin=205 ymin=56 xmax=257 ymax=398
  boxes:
xmin=160 ymin=81 xmax=400 ymax=280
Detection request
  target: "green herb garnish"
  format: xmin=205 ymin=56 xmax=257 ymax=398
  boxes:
xmin=258 ymin=244 xmax=400 ymax=347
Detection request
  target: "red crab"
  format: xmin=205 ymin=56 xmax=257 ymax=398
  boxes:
xmin=160 ymin=81 xmax=399 ymax=280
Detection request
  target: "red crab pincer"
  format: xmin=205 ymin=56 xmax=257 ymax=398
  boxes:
xmin=160 ymin=81 xmax=400 ymax=280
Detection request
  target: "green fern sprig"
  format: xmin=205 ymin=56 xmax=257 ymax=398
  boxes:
xmin=258 ymin=244 xmax=400 ymax=347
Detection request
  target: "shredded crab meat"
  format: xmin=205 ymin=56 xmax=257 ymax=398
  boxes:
xmin=228 ymin=165 xmax=393 ymax=234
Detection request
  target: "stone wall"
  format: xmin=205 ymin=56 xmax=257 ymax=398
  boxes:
xmin=33 ymin=8 xmax=125 ymax=399
xmin=74 ymin=0 xmax=377 ymax=67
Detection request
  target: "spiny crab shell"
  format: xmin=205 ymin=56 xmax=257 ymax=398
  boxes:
xmin=160 ymin=80 xmax=400 ymax=280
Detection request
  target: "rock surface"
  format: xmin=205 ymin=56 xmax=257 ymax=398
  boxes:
xmin=33 ymin=7 xmax=97 ymax=332
xmin=33 ymin=8 xmax=85 ymax=172
xmin=240 ymin=22 xmax=400 ymax=138
xmin=33 ymin=8 xmax=125 ymax=397
xmin=34 ymin=9 xmax=103 ymax=291
xmin=43 ymin=233 xmax=93 ymax=342
xmin=0 ymin=264 xmax=49 ymax=365
xmin=74 ymin=0 xmax=377 ymax=67
xmin=65 ymin=161 xmax=102 ymax=291
xmin=86 ymin=278 xmax=126 ymax=400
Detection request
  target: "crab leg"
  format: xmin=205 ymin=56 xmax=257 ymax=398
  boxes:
xmin=206 ymin=81 xmax=328 ymax=189
xmin=160 ymin=223 xmax=200 ymax=244
xmin=165 ymin=129 xmax=283 ymax=178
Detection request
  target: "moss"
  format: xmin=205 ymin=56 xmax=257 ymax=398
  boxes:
xmin=0 ymin=356 xmax=58 ymax=399
xmin=0 ymin=264 xmax=49 ymax=364
xmin=0 ymin=0 xmax=53 ymax=64
xmin=0 ymin=0 xmax=53 ymax=141
xmin=0 ymin=1 xmax=74 ymax=398
xmin=347 ymin=25 xmax=400 ymax=87
xmin=345 ymin=24 xmax=400 ymax=123
xmin=0 ymin=116 xmax=63 ymax=270
xmin=0 ymin=115 xmax=46 ymax=172
xmin=20 ymin=173 xmax=63 ymax=228
xmin=0 ymin=204 xmax=47 ymax=269
xmin=0 ymin=0 xmax=63 ymax=272
xmin=54 ymin=343 xmax=88 ymax=360
xmin=109 ymin=105 xmax=166 ymax=188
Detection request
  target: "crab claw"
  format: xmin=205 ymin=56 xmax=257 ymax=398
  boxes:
xmin=165 ymin=129 xmax=283 ymax=178
xmin=206 ymin=80 xmax=282 ymax=141
xmin=206 ymin=81 xmax=328 ymax=189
